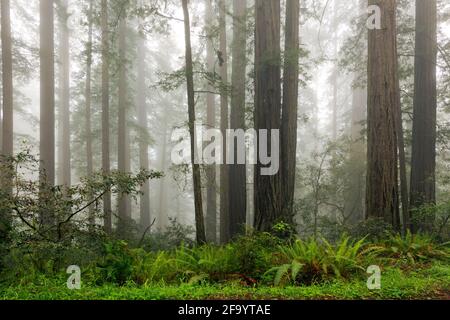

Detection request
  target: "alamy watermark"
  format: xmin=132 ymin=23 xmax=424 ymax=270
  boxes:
xmin=171 ymin=121 xmax=280 ymax=176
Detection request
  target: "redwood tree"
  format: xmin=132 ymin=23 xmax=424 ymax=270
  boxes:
xmin=253 ymin=0 xmax=282 ymax=232
xmin=409 ymin=0 xmax=437 ymax=231
xmin=366 ymin=0 xmax=400 ymax=229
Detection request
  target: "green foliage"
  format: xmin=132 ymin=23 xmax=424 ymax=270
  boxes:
xmin=231 ymin=232 xmax=281 ymax=280
xmin=175 ymin=244 xmax=234 ymax=284
xmin=95 ymin=241 xmax=134 ymax=285
xmin=140 ymin=218 xmax=195 ymax=251
xmin=1 ymin=262 xmax=449 ymax=300
xmin=131 ymin=249 xmax=176 ymax=285
xmin=373 ymin=231 xmax=450 ymax=265
xmin=266 ymin=236 xmax=373 ymax=286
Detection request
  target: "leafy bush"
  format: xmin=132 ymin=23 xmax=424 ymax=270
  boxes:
xmin=175 ymin=244 xmax=235 ymax=284
xmin=131 ymin=249 xmax=176 ymax=285
xmin=96 ymin=241 xmax=134 ymax=285
xmin=231 ymin=232 xmax=281 ymax=281
xmin=266 ymin=236 xmax=373 ymax=286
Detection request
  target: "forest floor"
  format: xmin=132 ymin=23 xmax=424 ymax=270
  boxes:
xmin=1 ymin=263 xmax=449 ymax=300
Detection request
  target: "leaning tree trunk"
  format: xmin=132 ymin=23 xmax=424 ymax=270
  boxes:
xmin=280 ymin=0 xmax=300 ymax=224
xmin=253 ymin=0 xmax=282 ymax=232
xmin=219 ymin=0 xmax=230 ymax=244
xmin=410 ymin=0 xmax=437 ymax=232
xmin=228 ymin=0 xmax=247 ymax=239
xmin=204 ymin=0 xmax=217 ymax=243
xmin=101 ymin=0 xmax=112 ymax=233
xmin=366 ymin=0 xmax=400 ymax=230
xmin=57 ymin=0 xmax=71 ymax=188
xmin=181 ymin=0 xmax=207 ymax=244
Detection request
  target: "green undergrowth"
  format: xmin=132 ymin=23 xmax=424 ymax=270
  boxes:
xmin=1 ymin=262 xmax=448 ymax=300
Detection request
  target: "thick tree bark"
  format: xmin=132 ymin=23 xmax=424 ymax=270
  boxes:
xmin=254 ymin=0 xmax=282 ymax=232
xmin=101 ymin=0 xmax=112 ymax=234
xmin=228 ymin=0 xmax=248 ymax=239
xmin=366 ymin=0 xmax=400 ymax=230
xmin=117 ymin=17 xmax=131 ymax=237
xmin=205 ymin=0 xmax=217 ymax=243
xmin=410 ymin=0 xmax=437 ymax=231
xmin=182 ymin=0 xmax=207 ymax=244
xmin=85 ymin=0 xmax=94 ymax=226
xmin=57 ymin=0 xmax=71 ymax=188
xmin=219 ymin=0 xmax=230 ymax=244
xmin=137 ymin=28 xmax=151 ymax=231
xmin=40 ymin=0 xmax=55 ymax=187
xmin=280 ymin=0 xmax=300 ymax=224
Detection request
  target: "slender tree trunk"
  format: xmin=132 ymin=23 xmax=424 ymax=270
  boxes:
xmin=219 ymin=0 xmax=230 ymax=244
xmin=395 ymin=83 xmax=409 ymax=234
xmin=331 ymin=0 xmax=338 ymax=140
xmin=410 ymin=0 xmax=437 ymax=232
xmin=157 ymin=113 xmax=168 ymax=231
xmin=40 ymin=0 xmax=55 ymax=187
xmin=101 ymin=0 xmax=112 ymax=233
xmin=366 ymin=0 xmax=400 ymax=230
xmin=181 ymin=0 xmax=207 ymax=244
xmin=117 ymin=17 xmax=130 ymax=237
xmin=280 ymin=0 xmax=300 ymax=224
xmin=85 ymin=0 xmax=94 ymax=227
xmin=137 ymin=28 xmax=150 ymax=231
xmin=228 ymin=0 xmax=247 ymax=240
xmin=1 ymin=0 xmax=13 ymax=237
xmin=1 ymin=0 xmax=13 ymax=164
xmin=204 ymin=0 xmax=217 ymax=243
xmin=57 ymin=0 xmax=71 ymax=187
xmin=345 ymin=85 xmax=366 ymax=224
xmin=254 ymin=0 xmax=282 ymax=232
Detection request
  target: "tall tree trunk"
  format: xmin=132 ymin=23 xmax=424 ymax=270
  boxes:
xmin=219 ymin=0 xmax=230 ymax=244
xmin=410 ymin=0 xmax=437 ymax=232
xmin=1 ymin=0 xmax=13 ymax=167
xmin=395 ymin=82 xmax=409 ymax=234
xmin=228 ymin=0 xmax=247 ymax=240
xmin=253 ymin=0 xmax=282 ymax=232
xmin=181 ymin=0 xmax=206 ymax=244
xmin=1 ymin=0 xmax=13 ymax=237
xmin=137 ymin=28 xmax=150 ymax=231
xmin=280 ymin=0 xmax=300 ymax=224
xmin=345 ymin=84 xmax=366 ymax=224
xmin=204 ymin=0 xmax=217 ymax=243
xmin=366 ymin=0 xmax=400 ymax=230
xmin=117 ymin=17 xmax=130 ymax=237
xmin=39 ymin=0 xmax=56 ymax=228
xmin=57 ymin=0 xmax=71 ymax=187
xmin=157 ymin=113 xmax=168 ymax=231
xmin=40 ymin=0 xmax=55 ymax=187
xmin=85 ymin=0 xmax=94 ymax=227
xmin=101 ymin=0 xmax=112 ymax=233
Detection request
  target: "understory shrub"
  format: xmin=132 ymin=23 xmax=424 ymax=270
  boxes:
xmin=266 ymin=236 xmax=376 ymax=286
